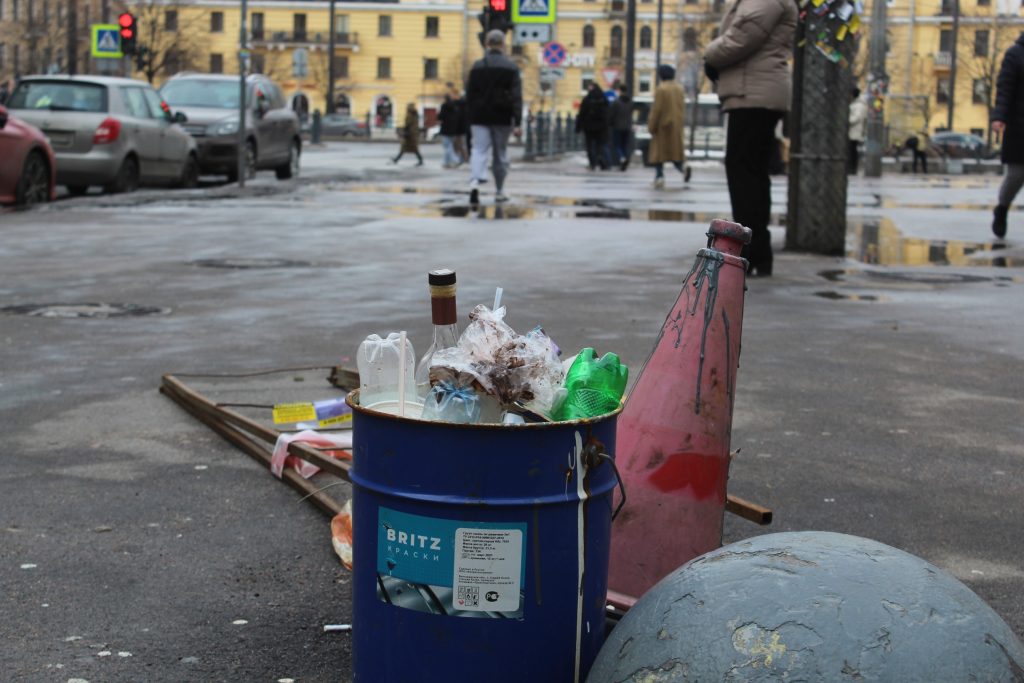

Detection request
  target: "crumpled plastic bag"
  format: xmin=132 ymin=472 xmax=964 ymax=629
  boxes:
xmin=421 ymin=380 xmax=481 ymax=423
xmin=331 ymin=499 xmax=353 ymax=570
xmin=271 ymin=429 xmax=353 ymax=479
xmin=428 ymin=305 xmax=564 ymax=415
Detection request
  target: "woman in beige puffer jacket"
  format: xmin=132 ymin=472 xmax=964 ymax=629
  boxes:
xmin=704 ymin=0 xmax=797 ymax=276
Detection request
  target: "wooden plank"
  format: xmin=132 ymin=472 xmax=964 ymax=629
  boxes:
xmin=725 ymin=494 xmax=773 ymax=525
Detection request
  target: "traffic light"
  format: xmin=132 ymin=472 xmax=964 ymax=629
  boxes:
xmin=488 ymin=0 xmax=513 ymax=32
xmin=118 ymin=12 xmax=137 ymax=55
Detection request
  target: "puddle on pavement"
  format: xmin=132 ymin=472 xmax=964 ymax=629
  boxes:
xmin=814 ymin=291 xmax=886 ymax=301
xmin=847 ymin=218 xmax=1021 ymax=268
xmin=0 ymin=303 xmax=171 ymax=318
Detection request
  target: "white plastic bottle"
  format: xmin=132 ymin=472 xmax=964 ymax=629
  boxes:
xmin=357 ymin=332 xmax=418 ymax=412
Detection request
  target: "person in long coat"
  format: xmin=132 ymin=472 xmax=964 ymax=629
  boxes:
xmin=647 ymin=65 xmax=688 ymax=188
xmin=576 ymin=83 xmax=611 ymax=170
xmin=704 ymin=0 xmax=797 ymax=276
xmin=391 ymin=103 xmax=423 ymax=166
xmin=990 ymin=32 xmax=1024 ymax=238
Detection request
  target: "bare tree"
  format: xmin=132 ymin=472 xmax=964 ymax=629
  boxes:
xmin=130 ymin=0 xmax=209 ymax=83
xmin=957 ymin=14 xmax=1015 ymax=146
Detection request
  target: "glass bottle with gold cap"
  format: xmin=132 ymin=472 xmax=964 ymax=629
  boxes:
xmin=415 ymin=268 xmax=460 ymax=398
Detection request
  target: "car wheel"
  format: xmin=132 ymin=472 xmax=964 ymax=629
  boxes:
xmin=276 ymin=140 xmax=300 ymax=180
xmin=67 ymin=185 xmax=90 ymax=196
xmin=14 ymin=151 xmax=51 ymax=206
xmin=105 ymin=155 xmax=140 ymax=194
xmin=228 ymin=141 xmax=257 ymax=183
xmin=178 ymin=154 xmax=199 ymax=189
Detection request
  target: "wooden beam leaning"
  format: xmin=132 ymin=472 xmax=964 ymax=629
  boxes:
xmin=725 ymin=494 xmax=773 ymax=526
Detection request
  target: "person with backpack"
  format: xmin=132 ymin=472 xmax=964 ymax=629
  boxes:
xmin=465 ymin=29 xmax=523 ymax=207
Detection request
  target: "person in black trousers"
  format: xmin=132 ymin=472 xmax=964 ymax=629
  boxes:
xmin=704 ymin=0 xmax=798 ymax=276
xmin=576 ymin=83 xmax=611 ymax=170
xmin=990 ymin=33 xmax=1024 ymax=238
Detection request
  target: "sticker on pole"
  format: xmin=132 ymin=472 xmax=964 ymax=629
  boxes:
xmin=542 ymin=41 xmax=567 ymax=67
xmin=376 ymin=507 xmax=526 ymax=618
xmin=91 ymin=24 xmax=123 ymax=59
xmin=514 ymin=0 xmax=557 ymax=24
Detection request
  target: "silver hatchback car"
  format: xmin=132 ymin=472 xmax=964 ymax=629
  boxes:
xmin=6 ymin=75 xmax=199 ymax=195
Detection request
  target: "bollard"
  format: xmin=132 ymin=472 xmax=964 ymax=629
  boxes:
xmin=311 ymin=109 xmax=322 ymax=145
xmin=555 ymin=114 xmax=564 ymax=155
xmin=537 ymin=114 xmax=547 ymax=157
xmin=568 ymin=115 xmax=577 ymax=151
xmin=525 ymin=115 xmax=535 ymax=161
xmin=608 ymin=219 xmax=753 ymax=601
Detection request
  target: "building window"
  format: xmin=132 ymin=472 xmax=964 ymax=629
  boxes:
xmin=974 ymin=30 xmax=989 ymax=57
xmin=978 ymin=0 xmax=990 ymax=6
xmin=684 ymin=27 xmax=698 ymax=51
xmin=379 ymin=15 xmax=392 ymax=37
xmin=335 ymin=14 xmax=350 ymax=39
xmin=377 ymin=57 xmax=391 ymax=79
xmin=165 ymin=10 xmax=178 ymax=31
xmin=426 ymin=16 xmax=439 ymax=37
xmin=424 ymin=57 xmax=438 ymax=79
xmin=294 ymin=14 xmax=307 ymax=41
xmin=973 ymin=78 xmax=988 ymax=104
xmin=939 ymin=29 xmax=952 ymax=53
xmin=13 ymin=0 xmax=19 ymax=21
xmin=210 ymin=53 xmax=223 ymax=73
xmin=640 ymin=25 xmax=652 ymax=49
xmin=211 ymin=11 xmax=223 ymax=32
xmin=13 ymin=43 xmax=19 ymax=74
xmin=251 ymin=12 xmax=264 ymax=40
xmin=639 ymin=72 xmax=652 ymax=93
xmin=937 ymin=78 xmax=950 ymax=104
xmin=940 ymin=0 xmax=954 ymax=12
xmin=582 ymin=25 xmax=595 ymax=48
xmin=610 ymin=26 xmax=623 ymax=58
xmin=251 ymin=53 xmax=265 ymax=74
xmin=581 ymin=70 xmax=595 ymax=92
xmin=0 ymin=43 xmax=5 ymax=72
xmin=333 ymin=55 xmax=349 ymax=79
xmin=0 ymin=1 xmax=3 ymax=21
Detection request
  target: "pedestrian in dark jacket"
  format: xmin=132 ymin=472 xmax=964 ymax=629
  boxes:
xmin=438 ymin=95 xmax=462 ymax=168
xmin=990 ymin=32 xmax=1024 ymax=238
xmin=609 ymin=85 xmax=633 ymax=171
xmin=391 ymin=103 xmax=423 ymax=166
xmin=576 ymin=83 xmax=611 ymax=170
xmin=465 ymin=29 xmax=523 ymax=206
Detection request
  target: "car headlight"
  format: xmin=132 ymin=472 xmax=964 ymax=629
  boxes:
xmin=210 ymin=120 xmax=240 ymax=136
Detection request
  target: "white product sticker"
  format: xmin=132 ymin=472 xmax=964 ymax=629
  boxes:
xmin=452 ymin=528 xmax=523 ymax=613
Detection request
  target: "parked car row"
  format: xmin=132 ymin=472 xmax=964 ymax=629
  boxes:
xmin=0 ymin=72 xmax=302 ymax=208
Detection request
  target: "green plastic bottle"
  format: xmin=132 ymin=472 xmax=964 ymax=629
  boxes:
xmin=552 ymin=348 xmax=628 ymax=421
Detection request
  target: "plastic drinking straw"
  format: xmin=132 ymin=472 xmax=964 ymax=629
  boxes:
xmin=397 ymin=331 xmax=407 ymax=417
xmin=493 ymin=286 xmax=503 ymax=311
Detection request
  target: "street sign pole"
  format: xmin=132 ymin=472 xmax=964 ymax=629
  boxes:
xmin=328 ymin=0 xmax=337 ymax=114
xmin=238 ymin=0 xmax=249 ymax=188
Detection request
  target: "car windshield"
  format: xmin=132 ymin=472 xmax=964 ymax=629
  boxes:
xmin=7 ymin=81 xmax=108 ymax=112
xmin=161 ymin=79 xmax=250 ymax=109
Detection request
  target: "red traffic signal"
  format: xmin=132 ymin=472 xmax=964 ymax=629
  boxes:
xmin=118 ymin=13 xmax=138 ymax=54
xmin=489 ymin=0 xmax=507 ymax=10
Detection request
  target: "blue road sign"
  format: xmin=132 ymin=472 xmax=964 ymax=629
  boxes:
xmin=542 ymin=42 xmax=567 ymax=67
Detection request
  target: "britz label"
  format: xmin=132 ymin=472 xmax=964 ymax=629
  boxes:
xmin=376 ymin=507 xmax=526 ymax=618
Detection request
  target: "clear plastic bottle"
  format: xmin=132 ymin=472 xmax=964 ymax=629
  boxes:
xmin=551 ymin=348 xmax=628 ymax=421
xmin=357 ymin=332 xmax=418 ymax=410
xmin=415 ymin=268 xmax=460 ymax=398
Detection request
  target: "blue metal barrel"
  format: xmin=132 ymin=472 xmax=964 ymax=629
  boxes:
xmin=347 ymin=392 xmax=620 ymax=683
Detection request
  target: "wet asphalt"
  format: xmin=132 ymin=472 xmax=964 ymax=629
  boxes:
xmin=1 ymin=142 xmax=1022 ymax=681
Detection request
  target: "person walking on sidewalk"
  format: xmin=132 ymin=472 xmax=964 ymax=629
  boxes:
xmin=704 ymin=0 xmax=797 ymax=276
xmin=647 ymin=65 xmax=689 ymax=189
xmin=577 ymin=83 xmax=611 ymax=170
xmin=391 ymin=103 xmax=424 ymax=166
xmin=848 ymin=87 xmax=867 ymax=175
xmin=990 ymin=32 xmax=1024 ymax=238
xmin=438 ymin=94 xmax=462 ymax=168
xmin=466 ymin=29 xmax=523 ymax=207
xmin=609 ymin=85 xmax=634 ymax=170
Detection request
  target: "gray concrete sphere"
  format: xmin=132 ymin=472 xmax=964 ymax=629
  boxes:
xmin=590 ymin=532 xmax=1024 ymax=682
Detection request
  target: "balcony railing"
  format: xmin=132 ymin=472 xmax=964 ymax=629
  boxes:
xmin=251 ymin=30 xmax=359 ymax=47
xmin=934 ymin=51 xmax=952 ymax=67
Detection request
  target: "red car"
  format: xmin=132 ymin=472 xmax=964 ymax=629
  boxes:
xmin=0 ymin=103 xmax=56 ymax=206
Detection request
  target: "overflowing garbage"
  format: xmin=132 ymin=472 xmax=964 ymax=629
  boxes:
xmin=356 ymin=268 xmax=628 ymax=424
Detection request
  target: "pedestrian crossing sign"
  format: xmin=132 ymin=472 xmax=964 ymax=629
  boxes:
xmin=91 ymin=24 xmax=123 ymax=58
xmin=513 ymin=0 xmax=556 ymax=24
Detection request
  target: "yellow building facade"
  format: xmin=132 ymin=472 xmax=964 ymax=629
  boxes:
xmin=3 ymin=0 xmax=1024 ymax=140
